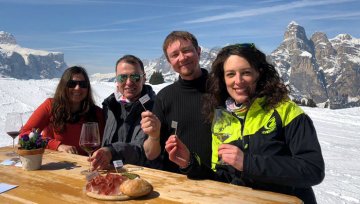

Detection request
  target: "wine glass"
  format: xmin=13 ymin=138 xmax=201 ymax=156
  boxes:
xmin=212 ymin=108 xmax=233 ymax=165
xmin=5 ymin=112 xmax=23 ymax=156
xmin=79 ymin=122 xmax=100 ymax=175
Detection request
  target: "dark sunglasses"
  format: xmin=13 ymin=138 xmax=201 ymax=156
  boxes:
xmin=234 ymin=43 xmax=255 ymax=48
xmin=67 ymin=80 xmax=89 ymax=88
xmin=222 ymin=43 xmax=255 ymax=51
xmin=221 ymin=43 xmax=256 ymax=54
xmin=116 ymin=74 xmax=144 ymax=83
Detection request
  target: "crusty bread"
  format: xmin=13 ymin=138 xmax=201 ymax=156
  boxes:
xmin=120 ymin=178 xmax=153 ymax=197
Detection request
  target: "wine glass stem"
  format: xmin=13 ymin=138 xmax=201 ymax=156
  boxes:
xmin=12 ymin=139 xmax=15 ymax=152
xmin=88 ymin=153 xmax=91 ymax=172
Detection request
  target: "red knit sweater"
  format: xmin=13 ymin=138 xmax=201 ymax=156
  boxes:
xmin=20 ymin=98 xmax=105 ymax=156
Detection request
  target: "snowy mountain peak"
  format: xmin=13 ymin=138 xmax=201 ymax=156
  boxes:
xmin=0 ymin=44 xmax=56 ymax=58
xmin=199 ymin=45 xmax=210 ymax=53
xmin=0 ymin=31 xmax=67 ymax=79
xmin=0 ymin=31 xmax=17 ymax=45
xmin=335 ymin=34 xmax=353 ymax=41
xmin=330 ymin=34 xmax=360 ymax=49
xmin=280 ymin=22 xmax=312 ymax=53
xmin=287 ymin=20 xmax=299 ymax=28
xmin=332 ymin=34 xmax=360 ymax=45
xmin=284 ymin=21 xmax=307 ymax=42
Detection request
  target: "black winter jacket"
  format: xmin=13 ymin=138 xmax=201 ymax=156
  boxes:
xmin=185 ymin=98 xmax=325 ymax=204
xmin=102 ymin=85 xmax=161 ymax=168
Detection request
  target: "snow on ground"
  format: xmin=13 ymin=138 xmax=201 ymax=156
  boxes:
xmin=0 ymin=78 xmax=359 ymax=204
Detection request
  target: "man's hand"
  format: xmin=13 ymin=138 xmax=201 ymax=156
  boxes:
xmin=141 ymin=111 xmax=161 ymax=140
xmin=88 ymin=147 xmax=112 ymax=170
xmin=165 ymin=135 xmax=190 ymax=168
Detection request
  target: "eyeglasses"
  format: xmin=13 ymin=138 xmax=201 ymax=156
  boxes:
xmin=67 ymin=80 xmax=89 ymax=88
xmin=116 ymin=74 xmax=144 ymax=83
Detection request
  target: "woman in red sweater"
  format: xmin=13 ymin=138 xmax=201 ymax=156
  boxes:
xmin=20 ymin=66 xmax=105 ymax=156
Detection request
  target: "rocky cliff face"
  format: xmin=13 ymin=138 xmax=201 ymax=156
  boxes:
xmin=270 ymin=21 xmax=328 ymax=103
xmin=0 ymin=31 xmax=67 ymax=79
xmin=269 ymin=21 xmax=360 ymax=109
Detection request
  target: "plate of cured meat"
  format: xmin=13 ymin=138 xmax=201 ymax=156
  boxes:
xmin=85 ymin=173 xmax=153 ymax=201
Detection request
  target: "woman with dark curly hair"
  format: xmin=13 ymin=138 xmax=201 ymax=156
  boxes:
xmin=21 ymin=66 xmax=105 ymax=155
xmin=165 ymin=44 xmax=325 ymax=203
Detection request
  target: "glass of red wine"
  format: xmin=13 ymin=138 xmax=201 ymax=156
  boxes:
xmin=79 ymin=122 xmax=100 ymax=175
xmin=5 ymin=112 xmax=23 ymax=156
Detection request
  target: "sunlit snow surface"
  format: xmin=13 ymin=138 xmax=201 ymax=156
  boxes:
xmin=0 ymin=78 xmax=359 ymax=204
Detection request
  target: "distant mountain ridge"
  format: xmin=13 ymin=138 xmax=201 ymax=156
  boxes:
xmin=2 ymin=21 xmax=359 ymax=109
xmin=140 ymin=21 xmax=359 ymax=109
xmin=0 ymin=31 xmax=67 ymax=79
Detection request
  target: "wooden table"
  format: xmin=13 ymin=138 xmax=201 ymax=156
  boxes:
xmin=0 ymin=146 xmax=302 ymax=203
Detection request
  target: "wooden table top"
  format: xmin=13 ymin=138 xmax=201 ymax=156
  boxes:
xmin=0 ymin=146 xmax=302 ymax=204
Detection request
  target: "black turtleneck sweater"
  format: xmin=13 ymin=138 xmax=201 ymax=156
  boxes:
xmin=153 ymin=69 xmax=212 ymax=173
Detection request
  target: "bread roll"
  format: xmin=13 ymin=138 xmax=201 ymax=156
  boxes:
xmin=120 ymin=178 xmax=153 ymax=197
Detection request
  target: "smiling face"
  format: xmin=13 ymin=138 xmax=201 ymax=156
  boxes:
xmin=223 ymin=55 xmax=259 ymax=104
xmin=116 ymin=60 xmax=145 ymax=102
xmin=67 ymin=73 xmax=88 ymax=107
xmin=166 ymin=39 xmax=202 ymax=80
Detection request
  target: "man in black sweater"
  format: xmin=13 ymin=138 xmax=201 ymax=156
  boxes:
xmin=141 ymin=31 xmax=212 ymax=173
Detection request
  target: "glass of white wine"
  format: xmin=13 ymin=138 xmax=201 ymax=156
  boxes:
xmin=212 ymin=108 xmax=232 ymax=165
xmin=5 ymin=112 xmax=23 ymax=156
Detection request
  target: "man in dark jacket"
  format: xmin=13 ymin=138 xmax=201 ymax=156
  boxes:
xmin=89 ymin=55 xmax=160 ymax=170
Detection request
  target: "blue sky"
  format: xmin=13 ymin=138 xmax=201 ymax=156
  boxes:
xmin=1 ymin=0 xmax=360 ymax=74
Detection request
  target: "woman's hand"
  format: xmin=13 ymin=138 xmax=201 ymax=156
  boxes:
xmin=165 ymin=135 xmax=190 ymax=168
xmin=218 ymin=144 xmax=244 ymax=171
xmin=57 ymin=144 xmax=78 ymax=154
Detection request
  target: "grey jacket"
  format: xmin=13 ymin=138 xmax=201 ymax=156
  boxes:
xmin=101 ymin=85 xmax=160 ymax=168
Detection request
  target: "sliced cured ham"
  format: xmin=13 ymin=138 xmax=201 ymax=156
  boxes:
xmin=86 ymin=173 xmax=127 ymax=196
xmin=85 ymin=173 xmax=153 ymax=200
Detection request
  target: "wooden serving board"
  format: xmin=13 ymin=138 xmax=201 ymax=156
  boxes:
xmin=86 ymin=191 xmax=130 ymax=201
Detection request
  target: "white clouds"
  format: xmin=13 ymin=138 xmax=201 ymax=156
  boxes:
xmin=185 ymin=0 xmax=357 ymax=24
xmin=300 ymin=11 xmax=360 ymax=20
xmin=0 ymin=0 xmax=135 ymax=5
xmin=65 ymin=28 xmax=126 ymax=34
xmin=41 ymin=45 xmax=101 ymax=51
